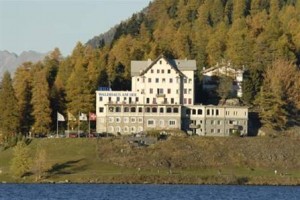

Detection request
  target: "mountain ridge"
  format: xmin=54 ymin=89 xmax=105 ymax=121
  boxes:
xmin=0 ymin=50 xmax=47 ymax=78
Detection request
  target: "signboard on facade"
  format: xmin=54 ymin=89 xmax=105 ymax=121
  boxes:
xmin=98 ymin=92 xmax=137 ymax=97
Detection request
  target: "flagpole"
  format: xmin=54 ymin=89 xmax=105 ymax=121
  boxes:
xmin=56 ymin=112 xmax=58 ymax=138
xmin=78 ymin=112 xmax=80 ymax=138
xmin=88 ymin=112 xmax=91 ymax=136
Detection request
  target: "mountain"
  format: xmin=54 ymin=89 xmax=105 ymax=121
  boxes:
xmin=0 ymin=50 xmax=46 ymax=79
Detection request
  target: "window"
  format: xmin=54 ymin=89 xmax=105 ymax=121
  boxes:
xmin=184 ymin=89 xmax=187 ymax=94
xmin=99 ymin=107 xmax=104 ymax=113
xmin=171 ymin=98 xmax=174 ymax=104
xmin=138 ymin=107 xmax=143 ymax=113
xmin=146 ymin=98 xmax=150 ymax=104
xmin=159 ymin=60 xmax=162 ymax=64
xmin=124 ymin=117 xmax=129 ymax=123
xmin=188 ymin=89 xmax=192 ymax=94
xmin=217 ymin=129 xmax=221 ymax=133
xmin=169 ymin=120 xmax=176 ymax=126
xmin=116 ymin=117 xmax=121 ymax=123
xmin=173 ymin=107 xmax=179 ymax=113
xmin=124 ymin=126 xmax=129 ymax=132
xmin=117 ymin=97 xmax=120 ymax=102
xmin=216 ymin=109 xmax=219 ymax=116
xmin=137 ymin=78 xmax=139 ymax=82
xmin=217 ymin=120 xmax=221 ymax=125
xmin=188 ymin=98 xmax=192 ymax=104
xmin=130 ymin=107 xmax=136 ymax=112
xmin=207 ymin=109 xmax=210 ymax=115
xmin=189 ymin=78 xmax=192 ymax=83
xmin=99 ymin=97 xmax=103 ymax=101
xmin=168 ymin=69 xmax=171 ymax=73
xmin=156 ymin=78 xmax=159 ymax=83
xmin=108 ymin=117 xmax=114 ymax=123
xmin=131 ymin=126 xmax=136 ymax=133
xmin=160 ymin=107 xmax=164 ymax=113
xmin=151 ymin=69 xmax=154 ymax=73
xmin=150 ymin=88 xmax=153 ymax=94
xmin=157 ymin=69 xmax=160 ymax=73
xmin=167 ymin=107 xmax=172 ymax=113
xmin=136 ymin=97 xmax=139 ymax=102
xmin=162 ymin=78 xmax=165 ymax=83
xmin=146 ymin=107 xmax=151 ymax=113
xmin=108 ymin=107 xmax=114 ymax=112
xmin=212 ymin=109 xmax=214 ymax=115
xmin=211 ymin=120 xmax=214 ymax=125
xmin=131 ymin=117 xmax=136 ymax=123
xmin=184 ymin=98 xmax=187 ymax=104
xmin=192 ymin=109 xmax=196 ymax=115
xmin=138 ymin=117 xmax=143 ymax=123
xmin=168 ymin=89 xmax=171 ymax=94
xmin=152 ymin=107 xmax=157 ymax=113
xmin=184 ymin=78 xmax=187 ymax=83
xmin=147 ymin=119 xmax=155 ymax=126
xmin=158 ymin=88 xmax=164 ymax=94
xmin=153 ymin=98 xmax=156 ymax=104
xmin=211 ymin=129 xmax=214 ymax=133
xmin=197 ymin=109 xmax=202 ymax=115
xmin=124 ymin=107 xmax=129 ymax=112
xmin=115 ymin=107 xmax=121 ymax=112
xmin=176 ymin=89 xmax=178 ymax=94
xmin=169 ymin=78 xmax=173 ymax=83
xmin=148 ymin=78 xmax=151 ymax=83
xmin=108 ymin=97 xmax=111 ymax=102
xmin=162 ymin=69 xmax=164 ymax=73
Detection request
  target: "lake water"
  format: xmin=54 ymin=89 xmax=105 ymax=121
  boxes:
xmin=0 ymin=184 xmax=299 ymax=200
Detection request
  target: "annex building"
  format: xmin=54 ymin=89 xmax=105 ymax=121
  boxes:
xmin=96 ymin=55 xmax=248 ymax=136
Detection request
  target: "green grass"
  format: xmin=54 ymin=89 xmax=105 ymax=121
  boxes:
xmin=0 ymin=137 xmax=299 ymax=185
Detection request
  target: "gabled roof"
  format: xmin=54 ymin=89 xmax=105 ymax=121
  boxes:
xmin=130 ymin=54 xmax=196 ymax=77
xmin=202 ymin=62 xmax=244 ymax=74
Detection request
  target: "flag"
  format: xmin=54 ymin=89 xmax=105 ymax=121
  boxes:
xmin=68 ymin=112 xmax=76 ymax=121
xmin=79 ymin=112 xmax=88 ymax=121
xmin=89 ymin=112 xmax=96 ymax=121
xmin=57 ymin=112 xmax=65 ymax=121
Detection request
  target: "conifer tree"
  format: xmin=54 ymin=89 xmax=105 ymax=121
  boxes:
xmin=13 ymin=63 xmax=33 ymax=135
xmin=31 ymin=70 xmax=52 ymax=135
xmin=0 ymin=71 xmax=20 ymax=139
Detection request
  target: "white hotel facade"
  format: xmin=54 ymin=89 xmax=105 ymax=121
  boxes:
xmin=96 ymin=55 xmax=248 ymax=136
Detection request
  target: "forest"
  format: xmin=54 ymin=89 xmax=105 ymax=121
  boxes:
xmin=1 ymin=0 xmax=300 ymax=140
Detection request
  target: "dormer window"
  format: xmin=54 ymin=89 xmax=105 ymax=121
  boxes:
xmin=159 ymin=60 xmax=162 ymax=64
xmin=168 ymin=69 xmax=171 ymax=74
xmin=151 ymin=69 xmax=154 ymax=73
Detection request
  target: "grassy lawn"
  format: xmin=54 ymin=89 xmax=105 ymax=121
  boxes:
xmin=0 ymin=137 xmax=299 ymax=185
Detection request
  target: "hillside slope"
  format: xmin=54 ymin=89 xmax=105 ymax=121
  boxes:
xmin=0 ymin=137 xmax=299 ymax=185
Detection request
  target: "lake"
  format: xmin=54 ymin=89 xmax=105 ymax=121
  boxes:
xmin=0 ymin=184 xmax=299 ymax=200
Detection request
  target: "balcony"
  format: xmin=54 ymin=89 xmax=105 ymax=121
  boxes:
xmin=189 ymin=124 xmax=200 ymax=129
xmin=156 ymin=93 xmax=165 ymax=98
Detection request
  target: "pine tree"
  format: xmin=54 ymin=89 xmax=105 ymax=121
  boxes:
xmin=31 ymin=69 xmax=52 ymax=135
xmin=0 ymin=71 xmax=20 ymax=139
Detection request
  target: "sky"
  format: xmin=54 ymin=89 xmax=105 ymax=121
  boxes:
xmin=0 ymin=0 xmax=152 ymax=56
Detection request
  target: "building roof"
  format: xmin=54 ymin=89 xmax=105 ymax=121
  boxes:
xmin=131 ymin=54 xmax=196 ymax=77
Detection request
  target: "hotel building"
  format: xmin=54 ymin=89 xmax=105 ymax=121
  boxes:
xmin=96 ymin=55 xmax=248 ymax=136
